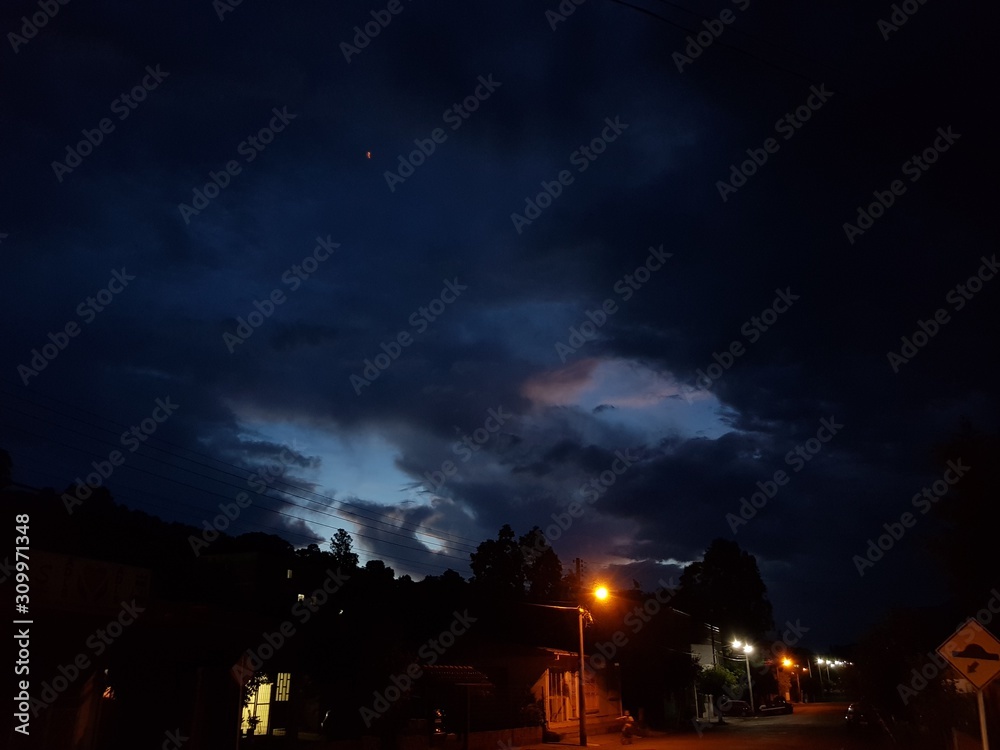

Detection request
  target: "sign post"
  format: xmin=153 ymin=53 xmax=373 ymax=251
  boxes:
xmin=936 ymin=619 xmax=1000 ymax=750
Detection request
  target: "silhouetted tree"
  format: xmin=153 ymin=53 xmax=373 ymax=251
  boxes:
xmin=848 ymin=424 xmax=1000 ymax=744
xmin=697 ymin=665 xmax=739 ymax=722
xmin=232 ymin=531 xmax=296 ymax=557
xmin=363 ymin=558 xmax=395 ymax=581
xmin=469 ymin=524 xmax=566 ymax=602
xmin=297 ymin=542 xmax=324 ymax=560
xmin=927 ymin=424 xmax=998 ymax=611
xmin=674 ymin=539 xmax=774 ymax=641
xmin=519 ymin=527 xmax=563 ymax=600
xmin=470 ymin=524 xmax=526 ymax=597
xmin=329 ymin=527 xmax=360 ymax=571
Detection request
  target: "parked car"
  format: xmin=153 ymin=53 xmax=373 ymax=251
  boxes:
xmin=844 ymin=701 xmax=881 ymax=729
xmin=757 ymin=698 xmax=793 ymax=715
xmin=719 ymin=699 xmax=752 ymax=717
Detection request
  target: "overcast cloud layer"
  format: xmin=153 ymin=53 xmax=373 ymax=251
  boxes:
xmin=2 ymin=0 xmax=997 ymax=648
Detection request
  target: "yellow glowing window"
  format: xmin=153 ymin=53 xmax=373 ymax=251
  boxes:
xmin=275 ymin=672 xmax=291 ymax=702
xmin=242 ymin=681 xmax=272 ymax=736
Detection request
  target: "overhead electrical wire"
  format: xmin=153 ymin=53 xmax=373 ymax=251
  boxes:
xmin=0 ymin=380 xmax=482 ymax=550
xmin=0 ymin=385 xmax=496 ymax=577
xmin=2 ymin=419 xmax=460 ymax=577
xmin=0 ymin=380 xmax=482 ymax=547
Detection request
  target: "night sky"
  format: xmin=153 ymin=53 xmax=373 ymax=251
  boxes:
xmin=2 ymin=0 xmax=997 ymax=650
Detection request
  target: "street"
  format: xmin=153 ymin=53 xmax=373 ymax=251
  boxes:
xmin=542 ymin=704 xmax=893 ymax=750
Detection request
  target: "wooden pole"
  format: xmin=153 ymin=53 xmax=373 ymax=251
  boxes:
xmin=977 ymin=689 xmax=989 ymax=750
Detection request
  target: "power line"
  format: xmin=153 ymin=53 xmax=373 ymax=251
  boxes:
xmin=8 ymin=450 xmax=459 ymax=578
xmin=0 ymin=382 xmax=484 ymax=553
xmin=0 ymin=380 xmax=484 ymax=549
xmin=0 ymin=408 xmax=475 ymax=556
xmin=0 ymin=414 xmax=475 ymax=573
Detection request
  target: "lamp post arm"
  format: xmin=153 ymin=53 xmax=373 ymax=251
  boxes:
xmin=523 ymin=602 xmax=583 ymax=611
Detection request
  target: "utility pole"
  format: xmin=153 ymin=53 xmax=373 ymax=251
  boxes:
xmin=574 ymin=557 xmax=586 ymax=746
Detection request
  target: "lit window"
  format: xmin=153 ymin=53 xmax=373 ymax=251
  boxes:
xmin=242 ymin=680 xmax=272 ymax=736
xmin=275 ymin=673 xmax=291 ymax=702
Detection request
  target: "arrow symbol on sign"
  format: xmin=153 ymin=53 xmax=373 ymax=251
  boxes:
xmin=968 ymin=662 xmax=980 ymax=674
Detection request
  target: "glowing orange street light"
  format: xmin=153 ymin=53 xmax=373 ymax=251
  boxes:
xmin=527 ymin=585 xmax=611 ymax=746
xmin=780 ymin=658 xmax=802 ymax=700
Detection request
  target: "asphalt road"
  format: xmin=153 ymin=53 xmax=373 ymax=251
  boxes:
xmin=543 ymin=703 xmax=894 ymax=750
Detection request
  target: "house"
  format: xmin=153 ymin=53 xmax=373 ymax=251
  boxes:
xmin=533 ymin=647 xmax=621 ymax=734
xmin=1 ymin=476 xmax=289 ymax=750
xmin=462 ymin=641 xmax=622 ymax=737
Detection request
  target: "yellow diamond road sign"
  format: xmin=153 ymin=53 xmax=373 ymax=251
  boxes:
xmin=937 ymin=619 xmax=1000 ymax=691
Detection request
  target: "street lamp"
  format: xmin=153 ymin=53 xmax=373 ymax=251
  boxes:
xmin=577 ymin=605 xmax=590 ymax=746
xmin=528 ymin=586 xmax=609 ymax=746
xmin=781 ymin=659 xmax=802 ymax=700
xmin=731 ymin=640 xmax=755 ymax=714
xmin=816 ymin=658 xmax=834 ymax=699
xmin=827 ymin=660 xmax=841 ymax=696
xmin=818 ymin=658 xmax=832 ymax=682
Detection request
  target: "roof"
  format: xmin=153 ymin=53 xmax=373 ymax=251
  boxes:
xmin=420 ymin=665 xmax=493 ymax=687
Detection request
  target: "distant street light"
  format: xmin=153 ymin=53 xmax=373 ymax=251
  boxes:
xmin=818 ymin=658 xmax=832 ymax=682
xmin=816 ymin=658 xmax=835 ymax=699
xmin=826 ymin=659 xmax=841 ymax=696
xmin=731 ymin=640 xmax=755 ymax=713
xmin=781 ymin=658 xmax=802 ymax=699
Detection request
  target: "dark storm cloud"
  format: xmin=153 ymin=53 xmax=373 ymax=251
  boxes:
xmin=2 ymin=0 xmax=998 ymax=648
